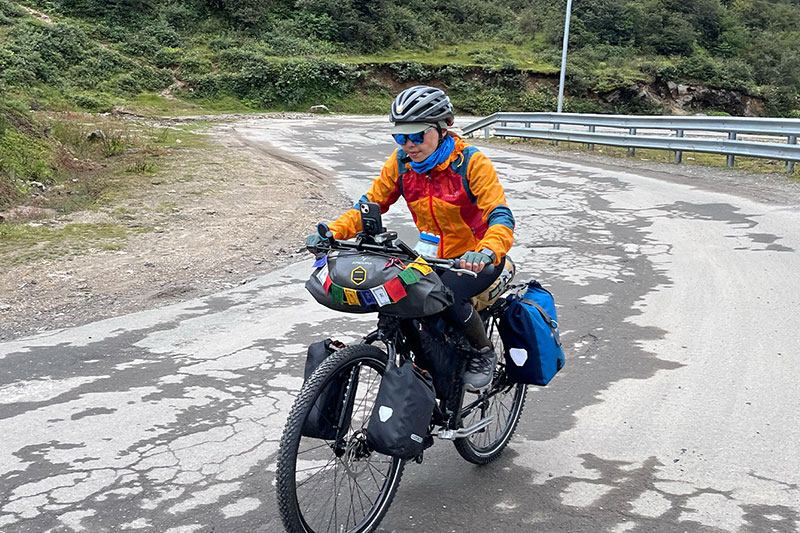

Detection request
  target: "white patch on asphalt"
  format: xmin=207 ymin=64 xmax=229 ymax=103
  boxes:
xmin=629 ymin=490 xmax=672 ymax=518
xmin=220 ymin=497 xmax=260 ymax=518
xmin=0 ymin=376 xmax=102 ymax=404
xmin=560 ymin=481 xmax=614 ymax=507
xmin=167 ymin=483 xmax=239 ymax=514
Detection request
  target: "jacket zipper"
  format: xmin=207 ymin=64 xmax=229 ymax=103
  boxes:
xmin=426 ymin=172 xmax=445 ymax=257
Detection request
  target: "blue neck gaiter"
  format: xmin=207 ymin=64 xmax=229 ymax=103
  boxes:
xmin=409 ymin=134 xmax=455 ymax=174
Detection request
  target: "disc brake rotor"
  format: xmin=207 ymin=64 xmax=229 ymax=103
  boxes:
xmin=343 ymin=431 xmax=369 ymax=479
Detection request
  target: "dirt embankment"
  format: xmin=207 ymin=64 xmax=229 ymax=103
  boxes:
xmin=0 ymin=116 xmax=347 ymax=341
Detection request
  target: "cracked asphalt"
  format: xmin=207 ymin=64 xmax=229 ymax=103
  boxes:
xmin=1 ymin=116 xmax=799 ymax=532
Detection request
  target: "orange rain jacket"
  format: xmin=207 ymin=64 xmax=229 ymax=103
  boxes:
xmin=328 ymin=135 xmax=514 ymax=264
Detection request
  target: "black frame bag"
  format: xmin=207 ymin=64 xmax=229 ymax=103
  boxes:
xmin=301 ymin=339 xmax=352 ymax=439
xmin=367 ymin=359 xmax=436 ymax=459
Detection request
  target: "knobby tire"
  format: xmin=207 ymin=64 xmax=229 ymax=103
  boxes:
xmin=276 ymin=344 xmax=404 ymax=533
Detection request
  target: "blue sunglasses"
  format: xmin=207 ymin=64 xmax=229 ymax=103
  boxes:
xmin=392 ymin=126 xmax=435 ymax=146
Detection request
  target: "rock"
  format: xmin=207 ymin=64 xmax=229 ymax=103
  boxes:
xmin=87 ymin=130 xmax=107 ymax=142
xmin=602 ymin=90 xmax=621 ymax=103
xmin=307 ymin=105 xmax=331 ymax=114
xmin=0 ymin=303 xmax=11 ymax=312
xmin=667 ymin=81 xmax=678 ymax=95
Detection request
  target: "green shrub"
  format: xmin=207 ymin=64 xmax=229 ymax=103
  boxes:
xmin=0 ymin=128 xmax=55 ymax=187
xmin=520 ymin=86 xmax=556 ymax=112
xmin=179 ymin=53 xmax=212 ymax=76
xmin=467 ymin=49 xmax=500 ymax=65
xmin=388 ymin=62 xmax=432 ymax=83
xmin=563 ymin=98 xmax=602 ymax=114
xmin=72 ymin=93 xmax=111 ymax=112
xmin=0 ymin=0 xmax=25 ymax=21
xmin=154 ymin=47 xmax=183 ymax=68
xmin=461 ymin=91 xmax=509 ymax=116
xmin=185 ymin=74 xmax=220 ymax=99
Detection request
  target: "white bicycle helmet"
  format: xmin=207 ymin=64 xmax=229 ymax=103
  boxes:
xmin=390 ymin=85 xmax=455 ymax=128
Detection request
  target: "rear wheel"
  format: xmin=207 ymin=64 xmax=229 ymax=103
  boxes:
xmin=276 ymin=344 xmax=404 ymax=533
xmin=454 ymin=315 xmax=527 ymax=464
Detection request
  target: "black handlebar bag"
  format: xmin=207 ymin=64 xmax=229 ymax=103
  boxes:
xmin=306 ymin=252 xmax=453 ymax=318
xmin=366 ymin=359 xmax=436 ymax=459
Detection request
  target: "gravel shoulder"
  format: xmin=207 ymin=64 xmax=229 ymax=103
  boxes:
xmin=0 ymin=115 xmax=347 ymax=341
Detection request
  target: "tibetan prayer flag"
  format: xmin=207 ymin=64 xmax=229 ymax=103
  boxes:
xmin=330 ymin=284 xmax=344 ymax=303
xmin=371 ymin=286 xmax=391 ymax=307
xmin=384 ymin=277 xmax=407 ymax=302
xmin=409 ymin=260 xmax=433 ymax=276
xmin=312 ymin=256 xmax=327 ymax=268
xmin=343 ymin=288 xmax=359 ymax=306
xmin=323 ymin=275 xmax=332 ymax=294
xmin=315 ymin=264 xmax=329 ymax=284
xmin=398 ymin=268 xmax=420 ymax=285
xmin=360 ymin=290 xmax=377 ymax=307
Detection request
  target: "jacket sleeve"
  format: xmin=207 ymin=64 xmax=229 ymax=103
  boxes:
xmin=328 ymin=149 xmax=403 ymax=240
xmin=466 ymin=151 xmax=515 ymax=265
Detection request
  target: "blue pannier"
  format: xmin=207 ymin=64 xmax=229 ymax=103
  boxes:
xmin=498 ymin=280 xmax=565 ymax=386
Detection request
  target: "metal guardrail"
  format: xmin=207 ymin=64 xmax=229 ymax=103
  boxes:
xmin=462 ymin=112 xmax=800 ymax=171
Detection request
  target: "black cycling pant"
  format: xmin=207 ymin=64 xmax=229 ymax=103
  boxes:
xmin=439 ymin=256 xmax=505 ymax=326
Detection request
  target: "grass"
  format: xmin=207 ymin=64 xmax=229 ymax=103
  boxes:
xmin=491 ymin=137 xmax=799 ymax=176
xmin=0 ymin=222 xmax=144 ymax=266
xmin=327 ymin=91 xmax=391 ymax=114
xmin=126 ymin=93 xmax=205 ymax=116
xmin=332 ymin=40 xmax=560 ymax=73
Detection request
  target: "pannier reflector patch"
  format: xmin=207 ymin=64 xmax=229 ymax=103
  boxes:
xmin=509 ymin=348 xmax=528 ymax=366
xmin=379 ymin=406 xmax=393 ymax=422
xmin=410 ymin=433 xmax=423 ymax=443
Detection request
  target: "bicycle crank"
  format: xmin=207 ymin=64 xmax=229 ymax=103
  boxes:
xmin=435 ymin=416 xmax=494 ymax=440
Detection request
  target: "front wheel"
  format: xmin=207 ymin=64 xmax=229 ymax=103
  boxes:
xmin=454 ymin=315 xmax=527 ymax=464
xmin=276 ymin=344 xmax=404 ymax=533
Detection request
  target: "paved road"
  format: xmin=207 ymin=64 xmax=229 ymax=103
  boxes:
xmin=1 ymin=116 xmax=799 ymax=533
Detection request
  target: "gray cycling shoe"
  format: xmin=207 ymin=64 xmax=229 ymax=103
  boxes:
xmin=462 ymin=346 xmax=498 ymax=391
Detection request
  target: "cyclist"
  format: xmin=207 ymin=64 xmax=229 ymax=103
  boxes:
xmin=306 ymin=85 xmax=515 ymax=390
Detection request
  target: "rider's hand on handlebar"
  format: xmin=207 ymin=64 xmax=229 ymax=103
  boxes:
xmin=458 ymin=250 xmax=492 ymax=275
xmin=306 ymin=233 xmax=325 ymax=253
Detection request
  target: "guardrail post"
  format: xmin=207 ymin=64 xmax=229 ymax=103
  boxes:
xmin=727 ymin=132 xmax=736 ymax=167
xmin=553 ymin=123 xmax=560 ymax=146
xmin=525 ymin=122 xmax=531 ymax=128
xmin=499 ymin=121 xmax=507 ymax=140
xmin=484 ymin=126 xmax=490 ymax=139
xmin=588 ymin=125 xmax=595 ymax=151
xmin=788 ymin=135 xmax=797 ymax=173
xmin=628 ymin=128 xmax=636 ymax=156
xmin=674 ymin=130 xmax=683 ymax=164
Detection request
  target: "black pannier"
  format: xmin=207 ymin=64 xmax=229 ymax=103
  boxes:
xmin=301 ymin=339 xmax=352 ymax=440
xmin=367 ymin=359 xmax=436 ymax=459
xmin=306 ymin=252 xmax=453 ymax=318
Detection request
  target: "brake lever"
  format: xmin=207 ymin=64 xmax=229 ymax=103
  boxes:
xmin=451 ymin=267 xmax=478 ymax=278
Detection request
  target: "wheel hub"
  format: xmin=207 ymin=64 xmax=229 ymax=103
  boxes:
xmin=343 ymin=430 xmax=370 ymax=479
